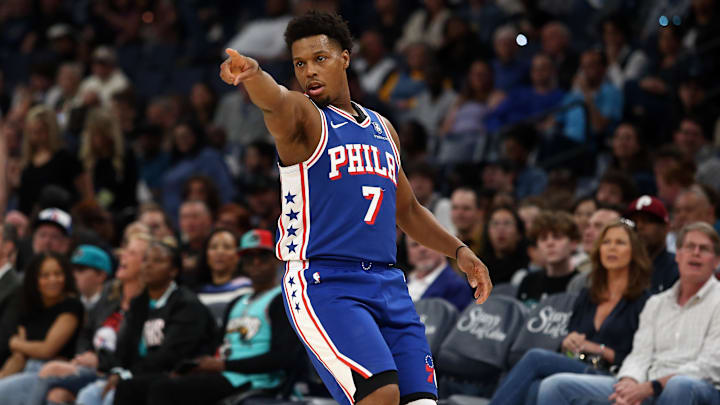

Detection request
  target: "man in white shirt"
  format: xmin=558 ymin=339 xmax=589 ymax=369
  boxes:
xmin=537 ymin=221 xmax=720 ymax=405
xmin=77 ymin=46 xmax=129 ymax=107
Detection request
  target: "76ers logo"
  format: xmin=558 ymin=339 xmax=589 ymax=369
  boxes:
xmin=425 ymin=355 xmax=435 ymax=384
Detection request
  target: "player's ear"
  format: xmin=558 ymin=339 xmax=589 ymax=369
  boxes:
xmin=341 ymin=49 xmax=350 ymax=69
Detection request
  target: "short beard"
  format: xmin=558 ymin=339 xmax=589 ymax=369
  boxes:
xmin=311 ymin=96 xmax=331 ymax=108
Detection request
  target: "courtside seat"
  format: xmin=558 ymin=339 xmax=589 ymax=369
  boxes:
xmin=415 ymin=298 xmax=460 ymax=355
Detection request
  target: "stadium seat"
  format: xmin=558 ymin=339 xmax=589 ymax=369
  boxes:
xmin=507 ymin=292 xmax=578 ymax=367
xmin=436 ymin=295 xmax=528 ymax=397
xmin=415 ymin=298 xmax=460 ymax=355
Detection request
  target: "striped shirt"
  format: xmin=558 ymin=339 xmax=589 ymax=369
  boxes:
xmin=618 ymin=276 xmax=720 ymax=387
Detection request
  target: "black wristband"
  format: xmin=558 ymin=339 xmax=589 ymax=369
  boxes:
xmin=651 ymin=380 xmax=663 ymax=397
xmin=455 ymin=245 xmax=468 ymax=260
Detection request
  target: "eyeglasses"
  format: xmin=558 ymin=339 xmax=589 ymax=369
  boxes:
xmin=679 ymin=243 xmax=715 ymax=256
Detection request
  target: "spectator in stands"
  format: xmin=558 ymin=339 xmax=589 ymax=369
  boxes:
xmin=538 ymin=222 xmax=720 ymax=405
xmin=178 ymin=200 xmax=213 ymax=287
xmin=181 ymin=175 xmax=222 ymax=220
xmin=371 ymin=0 xmax=406 ymax=51
xmin=438 ymin=60 xmax=505 ymax=164
xmin=490 ymin=219 xmax=651 ymax=405
xmin=194 ymin=229 xmax=251 ymax=314
xmin=17 ymin=105 xmax=91 ymax=216
xmin=0 ymin=224 xmax=20 ymax=320
xmin=572 ymin=197 xmax=597 ymax=251
xmin=656 ymin=162 xmax=696 ymax=213
xmin=482 ymin=160 xmax=515 ymax=196
xmin=244 ymin=176 xmax=281 ymax=231
xmin=572 ymin=204 xmax=621 ymax=278
xmin=77 ymin=46 xmax=130 ymax=107
xmin=673 ymin=116 xmax=720 ymax=174
xmin=134 ymin=229 xmax=301 ymax=405
xmin=437 ymin=15 xmax=487 ymax=86
xmin=558 ymin=49 xmax=623 ymax=145
xmin=451 ymin=187 xmax=485 ymax=258
xmin=486 ymin=53 xmax=565 ymax=134
xmin=79 ymin=108 xmax=138 ymax=213
xmin=70 ymin=245 xmax=111 ymax=310
xmin=397 ymin=120 xmax=430 ymax=167
xmin=540 ymin=21 xmax=578 ymax=91
xmin=379 ymin=42 xmax=431 ymax=112
xmin=481 ymin=206 xmax=529 ymax=285
xmin=188 ymin=82 xmax=217 ymax=128
xmin=162 ymin=121 xmax=235 ymax=224
xmin=491 ymin=24 xmax=530 ymax=93
xmin=408 ymin=64 xmax=457 ymax=138
xmin=32 ymin=208 xmax=73 ymax=257
xmin=625 ymin=196 xmax=679 ymax=293
xmin=137 ymin=202 xmax=175 ymax=240
xmin=407 ymin=163 xmax=453 ymax=233
xmin=501 ymin=124 xmax=548 ymax=199
xmin=668 ymin=185 xmax=717 ymax=253
xmin=77 ymin=239 xmax=215 ymax=405
xmin=27 ymin=233 xmax=149 ymax=405
xmin=599 ymin=15 xmax=649 ymax=89
xmin=223 ymin=0 xmax=292 ymax=61
xmin=395 ymin=0 xmax=450 ymax=51
xmin=44 ymin=62 xmax=83 ymax=132
xmin=517 ymin=197 xmax=544 ymax=235
xmin=110 ymin=88 xmax=139 ymax=140
xmin=213 ymin=85 xmax=270 ymax=147
xmin=215 ymin=203 xmax=251 ymax=238
xmin=406 ymin=235 xmax=472 ymax=310
xmin=135 ymin=124 xmax=171 ymax=202
xmin=352 ymin=29 xmax=397 ymax=95
xmin=0 ymin=253 xmax=83 ymax=403
xmin=517 ymin=211 xmax=580 ymax=306
xmin=595 ymin=170 xmax=637 ymax=207
xmin=597 ymin=123 xmax=655 ymax=196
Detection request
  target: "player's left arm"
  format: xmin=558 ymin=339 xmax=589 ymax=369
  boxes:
xmin=382 ymin=117 xmax=492 ymax=304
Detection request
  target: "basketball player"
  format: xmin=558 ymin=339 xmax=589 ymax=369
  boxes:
xmin=220 ymin=12 xmax=492 ymax=405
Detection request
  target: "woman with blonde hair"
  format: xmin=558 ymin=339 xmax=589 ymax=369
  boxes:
xmin=17 ymin=105 xmax=92 ymax=215
xmin=488 ymin=219 xmax=652 ymax=405
xmin=78 ymin=108 xmax=137 ymax=213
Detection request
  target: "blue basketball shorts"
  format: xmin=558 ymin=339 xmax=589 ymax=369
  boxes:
xmin=281 ymin=259 xmax=438 ymax=404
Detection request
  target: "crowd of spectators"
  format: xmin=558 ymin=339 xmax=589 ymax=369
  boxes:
xmin=1 ymin=0 xmax=720 ymax=403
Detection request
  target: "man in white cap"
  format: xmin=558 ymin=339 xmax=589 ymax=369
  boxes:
xmin=32 ymin=207 xmax=72 ymax=256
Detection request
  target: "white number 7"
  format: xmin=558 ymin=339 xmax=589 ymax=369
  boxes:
xmin=362 ymin=186 xmax=384 ymax=225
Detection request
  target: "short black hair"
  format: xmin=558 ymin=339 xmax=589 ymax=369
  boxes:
xmin=284 ymin=11 xmax=353 ymax=54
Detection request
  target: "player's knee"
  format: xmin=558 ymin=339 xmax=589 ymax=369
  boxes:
xmin=357 ymin=384 xmax=400 ymax=405
xmin=47 ymin=387 xmax=74 ymax=403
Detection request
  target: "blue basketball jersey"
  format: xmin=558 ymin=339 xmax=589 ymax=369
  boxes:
xmin=275 ymin=101 xmax=400 ymax=264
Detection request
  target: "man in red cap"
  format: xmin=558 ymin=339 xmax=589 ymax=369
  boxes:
xmin=625 ymin=195 xmax=679 ymax=293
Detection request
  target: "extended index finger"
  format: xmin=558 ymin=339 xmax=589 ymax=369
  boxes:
xmin=225 ymin=48 xmax=242 ymax=60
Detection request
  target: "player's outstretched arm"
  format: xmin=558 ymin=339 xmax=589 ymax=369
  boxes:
xmin=220 ymin=49 xmax=318 ymax=164
xmin=384 ymin=117 xmax=492 ymax=304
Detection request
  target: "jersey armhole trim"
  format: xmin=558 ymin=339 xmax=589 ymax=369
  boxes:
xmin=278 ymin=101 xmax=329 ymax=174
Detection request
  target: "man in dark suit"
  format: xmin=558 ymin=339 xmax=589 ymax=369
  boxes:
xmin=406 ymin=235 xmax=473 ymax=310
xmin=0 ymin=223 xmax=20 ymax=364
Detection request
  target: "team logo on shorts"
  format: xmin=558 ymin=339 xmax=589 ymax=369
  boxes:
xmin=372 ymin=121 xmax=383 ymax=135
xmin=313 ymin=272 xmax=321 ymax=284
xmin=425 ymin=355 xmax=435 ymax=383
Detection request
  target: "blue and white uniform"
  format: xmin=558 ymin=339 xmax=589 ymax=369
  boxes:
xmin=277 ymin=101 xmax=437 ymax=404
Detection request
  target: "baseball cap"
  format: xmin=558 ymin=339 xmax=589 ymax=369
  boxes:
xmin=71 ymin=245 xmax=112 ymax=275
xmin=626 ymin=195 xmax=669 ymax=223
xmin=35 ymin=208 xmax=72 ymax=235
xmin=239 ymin=230 xmax=275 ymax=254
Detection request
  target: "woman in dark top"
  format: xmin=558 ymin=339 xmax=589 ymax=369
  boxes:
xmin=0 ymin=253 xmax=83 ymax=404
xmin=78 ymin=108 xmax=138 ymax=214
xmin=488 ymin=220 xmax=652 ymax=405
xmin=17 ymin=105 xmax=92 ymax=215
xmin=480 ymin=206 xmax=529 ymax=285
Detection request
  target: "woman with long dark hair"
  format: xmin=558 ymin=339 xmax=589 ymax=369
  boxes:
xmin=480 ymin=206 xmax=529 ymax=285
xmin=488 ymin=220 xmax=652 ymax=405
xmin=0 ymin=253 xmax=83 ymax=404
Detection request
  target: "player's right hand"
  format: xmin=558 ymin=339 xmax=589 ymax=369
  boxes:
xmin=220 ymin=48 xmax=260 ymax=86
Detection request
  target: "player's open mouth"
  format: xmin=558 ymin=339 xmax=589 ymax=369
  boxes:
xmin=307 ymin=82 xmax=324 ymax=96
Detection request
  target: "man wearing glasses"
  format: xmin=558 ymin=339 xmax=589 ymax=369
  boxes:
xmin=537 ymin=221 xmax=720 ymax=405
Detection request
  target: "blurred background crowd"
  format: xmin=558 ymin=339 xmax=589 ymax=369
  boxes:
xmin=1 ymin=0 xmax=720 ymax=404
